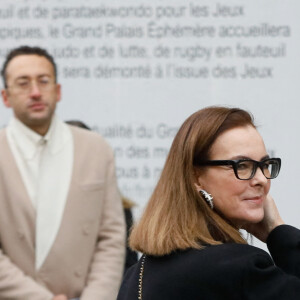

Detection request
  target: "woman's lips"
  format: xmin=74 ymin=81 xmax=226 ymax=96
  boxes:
xmin=244 ymin=196 xmax=263 ymax=204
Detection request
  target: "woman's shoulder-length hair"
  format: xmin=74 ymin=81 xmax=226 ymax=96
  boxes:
xmin=130 ymin=106 xmax=255 ymax=256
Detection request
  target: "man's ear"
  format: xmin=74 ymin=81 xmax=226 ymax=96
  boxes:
xmin=55 ymin=83 xmax=61 ymax=103
xmin=1 ymin=89 xmax=11 ymax=108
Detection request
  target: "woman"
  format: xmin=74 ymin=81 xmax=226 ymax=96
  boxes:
xmin=117 ymin=106 xmax=300 ymax=299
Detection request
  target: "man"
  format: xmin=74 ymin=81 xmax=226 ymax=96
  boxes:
xmin=0 ymin=46 xmax=126 ymax=300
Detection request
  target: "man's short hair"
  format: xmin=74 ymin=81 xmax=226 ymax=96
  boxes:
xmin=1 ymin=45 xmax=57 ymax=88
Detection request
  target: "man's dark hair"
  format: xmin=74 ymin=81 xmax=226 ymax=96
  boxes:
xmin=1 ymin=45 xmax=57 ymax=88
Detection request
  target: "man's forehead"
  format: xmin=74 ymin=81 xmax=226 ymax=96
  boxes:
xmin=6 ymin=54 xmax=54 ymax=80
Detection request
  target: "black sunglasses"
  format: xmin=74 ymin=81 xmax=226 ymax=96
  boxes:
xmin=195 ymin=158 xmax=281 ymax=180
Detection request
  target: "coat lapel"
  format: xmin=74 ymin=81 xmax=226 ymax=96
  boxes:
xmin=0 ymin=130 xmax=36 ymax=257
xmin=0 ymin=130 xmax=35 ymax=218
xmin=35 ymin=123 xmax=74 ymax=270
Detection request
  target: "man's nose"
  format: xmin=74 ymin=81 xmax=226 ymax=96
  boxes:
xmin=29 ymin=82 xmax=42 ymax=98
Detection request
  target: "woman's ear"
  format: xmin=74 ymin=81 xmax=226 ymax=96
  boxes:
xmin=194 ymin=175 xmax=204 ymax=192
xmin=194 ymin=182 xmax=202 ymax=192
xmin=193 ymin=168 xmax=203 ymax=192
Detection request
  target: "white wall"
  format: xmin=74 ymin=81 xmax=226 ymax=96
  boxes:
xmin=1 ymin=1 xmax=299 ymax=249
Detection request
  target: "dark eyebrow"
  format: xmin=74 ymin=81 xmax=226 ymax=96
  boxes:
xmin=37 ymin=74 xmax=51 ymax=78
xmin=15 ymin=74 xmax=51 ymax=81
xmin=231 ymin=155 xmax=251 ymax=160
xmin=231 ymin=155 xmax=270 ymax=161
xmin=15 ymin=76 xmax=30 ymax=81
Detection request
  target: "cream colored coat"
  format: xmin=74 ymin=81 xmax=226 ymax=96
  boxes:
xmin=0 ymin=126 xmax=126 ymax=300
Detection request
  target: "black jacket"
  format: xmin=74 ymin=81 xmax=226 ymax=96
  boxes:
xmin=117 ymin=225 xmax=300 ymax=299
xmin=124 ymin=207 xmax=138 ymax=273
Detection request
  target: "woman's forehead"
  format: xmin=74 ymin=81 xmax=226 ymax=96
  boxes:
xmin=209 ymin=126 xmax=267 ymax=159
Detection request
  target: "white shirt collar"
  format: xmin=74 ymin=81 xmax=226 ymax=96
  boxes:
xmin=8 ymin=115 xmax=67 ymax=159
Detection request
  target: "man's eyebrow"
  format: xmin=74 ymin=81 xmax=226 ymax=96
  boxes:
xmin=15 ymin=74 xmax=51 ymax=80
xmin=14 ymin=76 xmax=30 ymax=82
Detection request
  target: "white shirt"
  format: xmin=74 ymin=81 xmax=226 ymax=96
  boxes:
xmin=6 ymin=116 xmax=73 ymax=270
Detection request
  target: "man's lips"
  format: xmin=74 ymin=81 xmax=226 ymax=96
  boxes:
xmin=29 ymin=103 xmax=46 ymax=111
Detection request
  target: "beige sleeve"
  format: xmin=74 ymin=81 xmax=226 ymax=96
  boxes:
xmin=0 ymin=249 xmax=54 ymax=300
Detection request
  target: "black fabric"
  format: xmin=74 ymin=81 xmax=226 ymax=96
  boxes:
xmin=124 ymin=208 xmax=138 ymax=273
xmin=117 ymin=225 xmax=300 ymax=300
